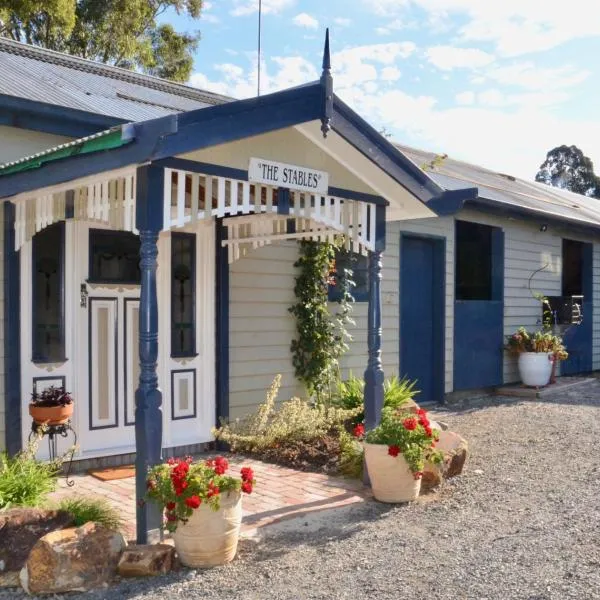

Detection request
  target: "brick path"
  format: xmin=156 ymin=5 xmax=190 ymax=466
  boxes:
xmin=49 ymin=456 xmax=369 ymax=540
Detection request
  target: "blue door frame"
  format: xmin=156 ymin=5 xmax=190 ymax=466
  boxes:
xmin=561 ymin=242 xmax=593 ymax=375
xmin=399 ymin=234 xmax=446 ymax=404
xmin=453 ymin=224 xmax=504 ymax=390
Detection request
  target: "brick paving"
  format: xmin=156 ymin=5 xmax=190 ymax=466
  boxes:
xmin=49 ymin=456 xmax=369 ymax=540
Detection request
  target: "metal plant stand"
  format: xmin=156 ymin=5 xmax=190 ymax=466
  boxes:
xmin=29 ymin=420 xmax=77 ymax=487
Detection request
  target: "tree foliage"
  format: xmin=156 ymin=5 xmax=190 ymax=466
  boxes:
xmin=0 ymin=0 xmax=202 ymax=82
xmin=535 ymin=145 xmax=600 ymax=198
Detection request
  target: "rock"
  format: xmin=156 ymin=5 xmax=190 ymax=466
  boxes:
xmin=0 ymin=571 xmax=20 ymax=588
xmin=20 ymin=522 xmax=126 ymax=595
xmin=422 ymin=430 xmax=469 ymax=491
xmin=0 ymin=508 xmax=73 ymax=574
xmin=117 ymin=545 xmax=175 ymax=578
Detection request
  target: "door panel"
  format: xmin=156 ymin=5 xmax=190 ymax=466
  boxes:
xmin=400 ymin=236 xmax=445 ymax=403
xmin=124 ymin=298 xmax=140 ymax=427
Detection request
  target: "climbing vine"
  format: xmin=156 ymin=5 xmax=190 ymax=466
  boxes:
xmin=289 ymin=240 xmax=355 ymax=401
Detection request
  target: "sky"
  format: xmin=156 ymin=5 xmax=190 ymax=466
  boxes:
xmin=160 ymin=0 xmax=600 ymax=181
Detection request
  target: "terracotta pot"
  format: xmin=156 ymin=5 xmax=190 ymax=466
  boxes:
xmin=518 ymin=352 xmax=553 ymax=387
xmin=29 ymin=403 xmax=73 ymax=426
xmin=172 ymin=491 xmax=242 ymax=568
xmin=364 ymin=442 xmax=421 ymax=503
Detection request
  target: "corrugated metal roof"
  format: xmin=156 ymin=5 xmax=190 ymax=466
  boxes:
xmin=0 ymin=38 xmax=232 ymax=121
xmin=397 ymin=144 xmax=600 ymax=230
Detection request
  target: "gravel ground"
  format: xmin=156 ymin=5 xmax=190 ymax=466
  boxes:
xmin=4 ymin=381 xmax=600 ymax=600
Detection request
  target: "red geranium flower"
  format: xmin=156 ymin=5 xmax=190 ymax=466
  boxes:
xmin=207 ymin=482 xmax=220 ymax=498
xmin=413 ymin=471 xmax=423 ymax=480
xmin=425 ymin=426 xmax=433 ymax=438
xmin=403 ymin=417 xmax=418 ymax=431
xmin=353 ymin=423 xmax=365 ymax=438
xmin=166 ymin=512 xmax=178 ymax=522
xmin=241 ymin=481 xmax=253 ymax=494
xmin=213 ymin=456 xmax=229 ymax=475
xmin=240 ymin=467 xmax=254 ymax=482
xmin=166 ymin=502 xmax=176 ymax=511
xmin=388 ymin=445 xmax=401 ymax=457
xmin=185 ymin=495 xmax=202 ymax=509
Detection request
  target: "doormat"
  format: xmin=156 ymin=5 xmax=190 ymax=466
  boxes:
xmin=88 ymin=465 xmax=135 ymax=481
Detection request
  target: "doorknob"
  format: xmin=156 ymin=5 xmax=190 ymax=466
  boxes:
xmin=80 ymin=283 xmax=88 ymax=308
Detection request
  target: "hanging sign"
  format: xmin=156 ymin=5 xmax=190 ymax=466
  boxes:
xmin=248 ymin=157 xmax=329 ymax=195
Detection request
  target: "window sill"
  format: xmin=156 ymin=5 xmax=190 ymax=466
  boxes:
xmin=32 ymin=357 xmax=68 ymax=365
xmin=171 ymin=353 xmax=199 ymax=360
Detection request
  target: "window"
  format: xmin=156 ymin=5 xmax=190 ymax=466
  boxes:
xmin=89 ymin=230 xmax=141 ymax=284
xmin=32 ymin=223 xmax=65 ymax=362
xmin=455 ymin=220 xmax=492 ymax=300
xmin=329 ymin=249 xmax=369 ymax=302
xmin=171 ymin=233 xmax=196 ymax=357
xmin=562 ymin=239 xmax=583 ymax=296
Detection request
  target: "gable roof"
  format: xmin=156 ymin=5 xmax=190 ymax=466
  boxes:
xmin=398 ymin=144 xmax=600 ymax=233
xmin=0 ymin=37 xmax=231 ymax=123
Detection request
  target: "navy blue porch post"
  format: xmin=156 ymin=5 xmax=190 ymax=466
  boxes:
xmin=134 ymin=165 xmax=164 ymax=543
xmin=363 ymin=205 xmax=386 ymax=432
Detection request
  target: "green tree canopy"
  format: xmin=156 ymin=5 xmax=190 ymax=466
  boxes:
xmin=0 ymin=0 xmax=202 ymax=82
xmin=535 ymin=145 xmax=600 ymax=198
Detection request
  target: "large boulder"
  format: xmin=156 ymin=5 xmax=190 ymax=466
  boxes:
xmin=0 ymin=508 xmax=73 ymax=586
xmin=422 ymin=430 xmax=469 ymax=491
xmin=117 ymin=544 xmax=176 ymax=578
xmin=20 ymin=522 xmax=126 ymax=595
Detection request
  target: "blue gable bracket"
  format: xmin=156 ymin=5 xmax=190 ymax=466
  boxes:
xmin=0 ymin=93 xmax=125 ymax=138
xmin=427 ymin=187 xmax=479 ymax=215
xmin=332 ymin=98 xmax=444 ymax=204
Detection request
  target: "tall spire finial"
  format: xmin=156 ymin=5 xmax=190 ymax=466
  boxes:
xmin=320 ymin=28 xmax=333 ymax=138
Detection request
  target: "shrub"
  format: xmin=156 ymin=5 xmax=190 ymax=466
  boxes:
xmin=213 ymin=375 xmax=361 ymax=453
xmin=331 ymin=373 xmax=418 ymax=422
xmin=57 ymin=497 xmax=122 ymax=530
xmin=0 ymin=441 xmax=60 ymax=509
xmin=337 ymin=427 xmax=364 ymax=479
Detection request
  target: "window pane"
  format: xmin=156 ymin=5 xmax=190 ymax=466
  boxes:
xmin=330 ymin=249 xmax=369 ymax=301
xmin=562 ymin=239 xmax=583 ymax=296
xmin=455 ymin=221 xmax=492 ymax=301
xmin=89 ymin=230 xmax=141 ymax=283
xmin=33 ymin=223 xmax=64 ymax=362
xmin=171 ymin=233 xmax=196 ymax=356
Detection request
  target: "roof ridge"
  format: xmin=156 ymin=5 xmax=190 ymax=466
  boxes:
xmin=0 ymin=37 xmax=232 ymax=106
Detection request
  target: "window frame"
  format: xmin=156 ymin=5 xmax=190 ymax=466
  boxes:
xmin=328 ymin=248 xmax=369 ymax=303
xmin=170 ymin=232 xmax=197 ymax=359
xmin=31 ymin=222 xmax=66 ymax=363
xmin=455 ymin=220 xmax=494 ymax=301
xmin=88 ymin=229 xmax=141 ymax=285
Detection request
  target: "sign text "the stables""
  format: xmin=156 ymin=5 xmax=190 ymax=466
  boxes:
xmin=248 ymin=158 xmax=329 ymax=195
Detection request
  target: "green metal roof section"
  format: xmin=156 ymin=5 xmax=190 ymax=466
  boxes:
xmin=0 ymin=126 xmax=132 ymax=176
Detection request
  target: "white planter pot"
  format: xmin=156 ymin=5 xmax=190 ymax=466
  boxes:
xmin=518 ymin=352 xmax=553 ymax=387
xmin=363 ymin=442 xmax=421 ymax=503
xmin=172 ymin=491 xmax=242 ymax=568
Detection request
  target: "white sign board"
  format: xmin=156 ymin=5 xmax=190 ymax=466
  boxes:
xmin=248 ymin=157 xmax=329 ymax=195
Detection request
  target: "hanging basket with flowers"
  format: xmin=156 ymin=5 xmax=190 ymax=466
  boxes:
xmin=355 ymin=408 xmax=443 ymax=503
xmin=146 ymin=456 xmax=255 ymax=568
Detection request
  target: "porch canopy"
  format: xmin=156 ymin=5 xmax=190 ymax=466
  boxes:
xmin=0 ymin=33 xmax=472 ymax=542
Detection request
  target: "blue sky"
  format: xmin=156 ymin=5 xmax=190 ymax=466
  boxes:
xmin=160 ymin=0 xmax=600 ymax=180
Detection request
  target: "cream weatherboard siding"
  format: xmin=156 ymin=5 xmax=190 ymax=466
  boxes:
xmin=0 ymin=126 xmax=71 ymax=166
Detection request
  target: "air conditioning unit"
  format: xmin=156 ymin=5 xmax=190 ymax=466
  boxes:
xmin=544 ymin=295 xmax=583 ymax=331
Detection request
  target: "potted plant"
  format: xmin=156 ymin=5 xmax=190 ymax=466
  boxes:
xmin=29 ymin=386 xmax=74 ymax=426
xmin=356 ymin=408 xmax=442 ymax=503
xmin=505 ymin=327 xmax=568 ymax=387
xmin=146 ymin=456 xmax=255 ymax=568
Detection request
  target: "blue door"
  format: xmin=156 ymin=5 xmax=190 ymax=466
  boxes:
xmin=561 ymin=242 xmax=593 ymax=375
xmin=453 ymin=222 xmax=504 ymax=390
xmin=400 ymin=235 xmax=445 ymax=403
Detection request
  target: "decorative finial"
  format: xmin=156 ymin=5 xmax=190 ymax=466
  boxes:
xmin=320 ymin=28 xmax=333 ymax=138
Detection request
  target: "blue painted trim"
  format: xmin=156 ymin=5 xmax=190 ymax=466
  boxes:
xmin=0 ymin=94 xmax=124 ymax=138
xmin=4 ymin=202 xmax=22 ymax=455
xmin=328 ymin=188 xmax=386 ymax=206
xmin=375 ymin=204 xmax=386 ymax=252
xmin=155 ymin=158 xmax=249 ymax=181
xmin=33 ymin=375 xmax=66 ymax=393
xmin=277 ymin=188 xmax=290 ymax=215
xmin=215 ymin=218 xmax=229 ymax=426
xmin=88 ymin=296 xmax=119 ymax=430
xmin=31 ymin=222 xmax=65 ymax=363
xmin=426 ymin=187 xmax=478 ymax=215
xmin=170 ymin=232 xmax=197 ymax=358
xmin=399 ymin=233 xmax=446 ymax=404
xmin=123 ymin=297 xmax=140 ymax=427
xmin=170 ymin=369 xmax=197 ymax=420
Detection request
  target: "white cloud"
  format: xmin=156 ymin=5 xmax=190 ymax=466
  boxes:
xmin=455 ymin=91 xmax=475 ymax=105
xmin=375 ymin=27 xmax=390 ymax=35
xmin=333 ymin=17 xmax=351 ymax=27
xmin=426 ymin=45 xmax=495 ymax=70
xmin=484 ymin=62 xmax=590 ymax=91
xmin=292 ymin=12 xmax=319 ymax=29
xmin=381 ymin=66 xmax=402 ymax=81
xmin=231 ymin=0 xmax=294 ymax=17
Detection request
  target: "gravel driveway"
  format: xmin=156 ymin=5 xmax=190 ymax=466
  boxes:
xmin=5 ymin=381 xmax=600 ymax=600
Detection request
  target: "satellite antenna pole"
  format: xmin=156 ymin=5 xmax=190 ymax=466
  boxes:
xmin=257 ymin=0 xmax=262 ymax=96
